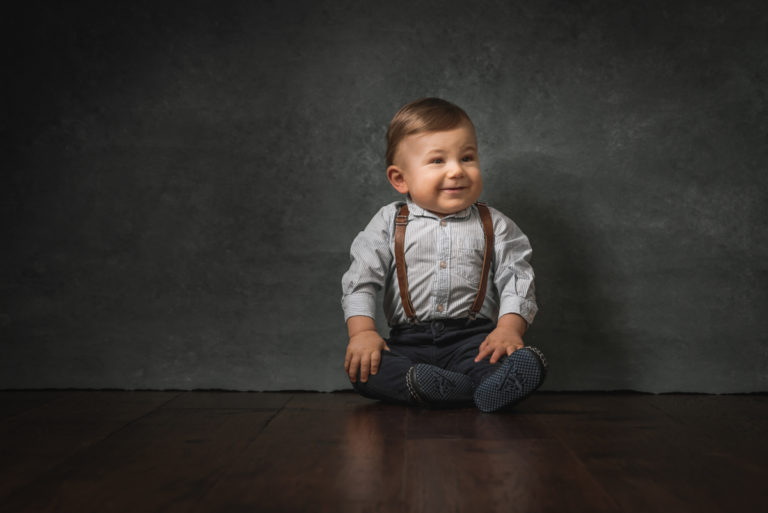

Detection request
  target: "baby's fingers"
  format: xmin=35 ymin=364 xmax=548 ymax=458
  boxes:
xmin=348 ymin=354 xmax=360 ymax=383
xmin=370 ymin=350 xmax=382 ymax=376
xmin=489 ymin=347 xmax=507 ymax=364
xmin=475 ymin=343 xmax=493 ymax=362
xmin=359 ymin=354 xmax=371 ymax=383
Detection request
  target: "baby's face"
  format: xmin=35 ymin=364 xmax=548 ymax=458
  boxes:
xmin=388 ymin=123 xmax=483 ymax=217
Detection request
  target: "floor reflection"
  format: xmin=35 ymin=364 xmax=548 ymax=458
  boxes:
xmin=335 ymin=403 xmax=402 ymax=502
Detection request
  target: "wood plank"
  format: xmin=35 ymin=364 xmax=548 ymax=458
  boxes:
xmin=0 ymin=407 xmax=275 ymax=513
xmin=404 ymin=438 xmax=619 ymax=513
xmin=190 ymin=401 xmax=409 ymax=513
xmin=0 ymin=391 xmax=177 ymax=502
xmin=161 ymin=391 xmax=293 ymax=410
xmin=0 ymin=391 xmax=65 ymax=421
xmin=282 ymin=391 xmax=378 ymax=410
xmin=405 ymin=404 xmax=552 ymax=441
xmin=648 ymin=394 xmax=768 ymax=460
xmin=536 ymin=394 xmax=768 ymax=513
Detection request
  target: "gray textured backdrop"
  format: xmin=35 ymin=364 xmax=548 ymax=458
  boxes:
xmin=3 ymin=0 xmax=767 ymax=392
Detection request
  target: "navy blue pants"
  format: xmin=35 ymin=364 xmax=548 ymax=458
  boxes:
xmin=352 ymin=318 xmax=499 ymax=404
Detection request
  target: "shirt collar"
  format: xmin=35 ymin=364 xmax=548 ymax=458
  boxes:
xmin=405 ymin=197 xmax=474 ymax=220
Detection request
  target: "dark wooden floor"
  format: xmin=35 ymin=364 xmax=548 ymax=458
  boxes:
xmin=0 ymin=391 xmax=766 ymax=513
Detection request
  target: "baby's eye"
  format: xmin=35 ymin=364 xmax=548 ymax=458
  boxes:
xmin=431 ymin=158 xmax=444 ymax=164
xmin=461 ymin=155 xmax=475 ymax=162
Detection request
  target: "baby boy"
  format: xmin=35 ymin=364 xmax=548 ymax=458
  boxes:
xmin=341 ymin=98 xmax=547 ymax=412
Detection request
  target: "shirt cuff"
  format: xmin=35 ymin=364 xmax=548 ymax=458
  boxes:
xmin=342 ymin=291 xmax=377 ymax=322
xmin=498 ymin=295 xmax=538 ymax=326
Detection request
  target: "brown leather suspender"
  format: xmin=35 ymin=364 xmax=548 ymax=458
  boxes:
xmin=394 ymin=205 xmax=417 ymax=322
xmin=394 ymin=202 xmax=495 ymax=323
xmin=469 ymin=202 xmax=495 ymax=320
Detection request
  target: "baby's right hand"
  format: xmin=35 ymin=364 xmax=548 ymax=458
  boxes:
xmin=345 ymin=330 xmax=389 ymax=384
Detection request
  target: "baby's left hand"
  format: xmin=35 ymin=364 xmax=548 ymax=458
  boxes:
xmin=474 ymin=325 xmax=524 ymax=364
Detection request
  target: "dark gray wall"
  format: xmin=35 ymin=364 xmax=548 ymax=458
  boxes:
xmin=3 ymin=0 xmax=767 ymax=392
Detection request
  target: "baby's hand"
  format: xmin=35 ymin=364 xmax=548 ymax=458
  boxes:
xmin=475 ymin=313 xmax=528 ymax=363
xmin=345 ymin=330 xmax=389 ymax=384
xmin=475 ymin=314 xmax=528 ymax=364
xmin=475 ymin=327 xmax=524 ymax=364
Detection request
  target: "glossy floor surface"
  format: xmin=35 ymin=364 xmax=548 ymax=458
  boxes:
xmin=1 ymin=391 xmax=766 ymax=512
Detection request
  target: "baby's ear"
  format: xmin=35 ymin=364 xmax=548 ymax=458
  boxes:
xmin=387 ymin=165 xmax=409 ymax=194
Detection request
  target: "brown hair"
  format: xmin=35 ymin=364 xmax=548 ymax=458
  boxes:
xmin=385 ymin=98 xmax=474 ymax=166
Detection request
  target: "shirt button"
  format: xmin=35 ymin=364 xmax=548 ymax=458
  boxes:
xmin=440 ymin=261 xmax=447 ymax=269
xmin=440 ymin=220 xmax=447 ymax=227
xmin=436 ymin=304 xmax=444 ymax=312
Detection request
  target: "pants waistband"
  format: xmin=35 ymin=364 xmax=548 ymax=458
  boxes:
xmin=392 ymin=318 xmax=492 ymax=332
xmin=388 ymin=318 xmax=494 ymax=345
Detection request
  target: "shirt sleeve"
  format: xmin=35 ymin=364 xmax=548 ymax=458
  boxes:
xmin=490 ymin=207 xmax=538 ymax=325
xmin=340 ymin=204 xmax=395 ymax=322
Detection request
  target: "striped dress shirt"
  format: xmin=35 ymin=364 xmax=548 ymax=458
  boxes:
xmin=341 ymin=198 xmax=537 ymax=327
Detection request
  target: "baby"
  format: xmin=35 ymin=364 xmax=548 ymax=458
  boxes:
xmin=341 ymin=98 xmax=547 ymax=412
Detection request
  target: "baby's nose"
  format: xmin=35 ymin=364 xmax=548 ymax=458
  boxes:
xmin=446 ymin=161 xmax=464 ymax=176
